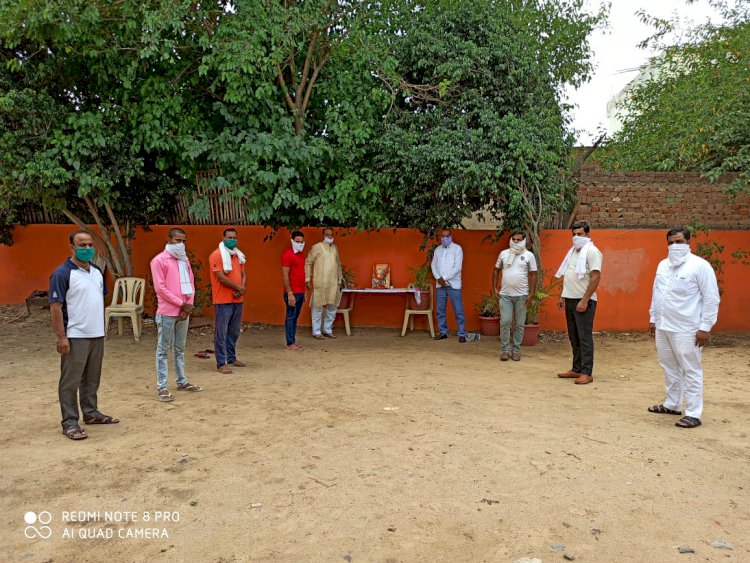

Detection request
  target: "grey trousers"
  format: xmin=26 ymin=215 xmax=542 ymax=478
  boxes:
xmin=59 ymin=337 xmax=104 ymax=429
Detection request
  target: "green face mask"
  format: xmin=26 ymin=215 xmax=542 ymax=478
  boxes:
xmin=74 ymin=247 xmax=95 ymax=262
xmin=224 ymin=239 xmax=238 ymax=250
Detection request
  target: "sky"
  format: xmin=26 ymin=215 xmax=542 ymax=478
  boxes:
xmin=566 ymin=0 xmax=721 ymax=145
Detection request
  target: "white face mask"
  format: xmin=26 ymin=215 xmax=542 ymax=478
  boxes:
xmin=668 ymin=243 xmax=690 ymax=267
xmin=509 ymin=238 xmax=526 ymax=254
xmin=165 ymin=242 xmax=187 ymax=260
xmin=324 ymin=236 xmax=334 ymax=244
xmin=572 ymin=235 xmax=589 ymax=250
xmin=292 ymin=240 xmax=305 ymax=253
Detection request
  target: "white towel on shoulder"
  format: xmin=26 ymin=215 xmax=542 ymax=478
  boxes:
xmin=165 ymin=244 xmax=193 ymax=295
xmin=219 ymin=242 xmax=246 ymax=273
xmin=555 ymin=242 xmax=594 ymax=280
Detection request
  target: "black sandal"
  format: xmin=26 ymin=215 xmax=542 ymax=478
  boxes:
xmin=675 ymin=416 xmax=702 ymax=428
xmin=648 ymin=404 xmax=682 ymax=415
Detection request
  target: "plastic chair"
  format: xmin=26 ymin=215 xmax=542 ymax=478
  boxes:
xmin=336 ymin=291 xmax=355 ymax=336
xmin=401 ymin=285 xmax=435 ymax=337
xmin=105 ymin=277 xmax=145 ymax=341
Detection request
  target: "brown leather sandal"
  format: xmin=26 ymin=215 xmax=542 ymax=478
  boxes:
xmin=63 ymin=426 xmax=88 ymax=440
xmin=84 ymin=413 xmax=120 ymax=424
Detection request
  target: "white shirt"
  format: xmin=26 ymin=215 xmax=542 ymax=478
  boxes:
xmin=495 ymin=250 xmax=537 ymax=296
xmin=49 ymin=259 xmax=106 ymax=338
xmin=649 ymin=253 xmax=720 ymax=333
xmin=431 ymin=243 xmax=463 ymax=289
xmin=561 ymin=245 xmax=603 ymax=301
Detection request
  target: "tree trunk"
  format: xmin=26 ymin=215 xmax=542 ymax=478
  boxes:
xmin=60 ymin=200 xmax=134 ymax=279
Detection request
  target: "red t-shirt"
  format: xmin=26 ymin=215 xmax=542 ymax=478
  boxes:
xmin=281 ymin=248 xmax=305 ymax=293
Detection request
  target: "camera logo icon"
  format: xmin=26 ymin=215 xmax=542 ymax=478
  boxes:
xmin=24 ymin=511 xmax=52 ymax=539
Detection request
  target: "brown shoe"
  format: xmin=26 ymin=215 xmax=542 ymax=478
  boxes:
xmin=322 ymin=332 xmax=337 ymax=339
xmin=217 ymin=364 xmax=232 ymax=374
xmin=574 ymin=374 xmax=593 ymax=385
xmin=558 ymin=370 xmax=580 ymax=378
xmin=511 ymin=352 xmax=521 ymax=361
xmin=229 ymin=360 xmax=246 ymax=367
xmin=500 ymin=352 xmax=510 ymax=361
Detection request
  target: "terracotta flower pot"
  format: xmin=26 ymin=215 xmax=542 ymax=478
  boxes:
xmin=339 ymin=292 xmax=352 ymax=309
xmin=521 ymin=323 xmax=540 ymax=346
xmin=408 ymin=289 xmax=431 ymax=310
xmin=478 ymin=315 xmax=500 ymax=336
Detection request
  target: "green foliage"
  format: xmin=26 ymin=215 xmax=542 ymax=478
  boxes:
xmin=525 ymin=274 xmax=562 ymax=324
xmin=371 ymin=0 xmax=604 ymax=235
xmin=0 ymin=0 xmax=215 ymax=271
xmin=1 ymin=0 xmax=604 ymax=249
xmin=601 ymin=1 xmax=750 ymax=195
xmin=687 ymin=218 xmax=749 ymax=293
xmin=524 ymin=290 xmax=549 ymax=326
xmin=475 ymin=292 xmax=500 ymax=317
xmin=341 ymin=265 xmax=356 ymax=289
xmin=186 ymin=0 xmax=393 ymax=229
xmin=407 ymin=263 xmax=433 ymax=290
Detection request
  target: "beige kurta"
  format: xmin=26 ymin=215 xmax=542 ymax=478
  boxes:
xmin=305 ymin=241 xmax=343 ymax=307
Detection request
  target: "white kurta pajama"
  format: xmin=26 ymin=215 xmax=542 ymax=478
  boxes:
xmin=305 ymin=241 xmax=343 ymax=336
xmin=649 ymin=253 xmax=720 ymax=419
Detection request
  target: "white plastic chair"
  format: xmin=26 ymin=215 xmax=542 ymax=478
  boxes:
xmin=105 ymin=277 xmax=145 ymax=341
xmin=336 ymin=291 xmax=355 ymax=336
xmin=401 ymin=285 xmax=435 ymax=338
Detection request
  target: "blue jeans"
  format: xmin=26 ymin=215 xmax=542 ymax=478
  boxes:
xmin=155 ymin=314 xmax=189 ymax=391
xmin=500 ymin=295 xmax=527 ymax=353
xmin=436 ymin=286 xmax=466 ymax=337
xmin=283 ymin=292 xmax=305 ymax=345
xmin=214 ymin=303 xmax=243 ymax=367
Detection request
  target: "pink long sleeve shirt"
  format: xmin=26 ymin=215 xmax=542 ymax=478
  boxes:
xmin=150 ymin=250 xmax=195 ymax=316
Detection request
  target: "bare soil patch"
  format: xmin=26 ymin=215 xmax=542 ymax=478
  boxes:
xmin=1 ymin=305 xmax=748 ymax=562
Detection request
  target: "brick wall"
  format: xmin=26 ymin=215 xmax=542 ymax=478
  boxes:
xmin=576 ymin=167 xmax=750 ymax=229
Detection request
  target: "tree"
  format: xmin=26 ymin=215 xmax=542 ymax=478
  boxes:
xmin=0 ymin=0 xmax=225 ymax=274
xmin=187 ymin=0 xmax=395 ymax=228
xmin=369 ymin=0 xmax=605 ymax=268
xmin=601 ymin=0 xmax=750 ymax=195
xmin=1 ymin=0 xmax=605 ymax=269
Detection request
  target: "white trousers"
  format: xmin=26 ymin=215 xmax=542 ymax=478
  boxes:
xmin=311 ymin=304 xmax=337 ymax=336
xmin=655 ymin=329 xmax=704 ymax=419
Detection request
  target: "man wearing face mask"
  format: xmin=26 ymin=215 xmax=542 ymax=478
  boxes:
xmin=647 ymin=227 xmax=719 ymax=429
xmin=49 ymin=230 xmax=119 ymax=440
xmin=209 ymin=228 xmax=247 ymax=374
xmin=555 ymin=221 xmax=602 ymax=385
xmin=282 ymin=230 xmax=307 ymax=350
xmin=150 ymin=228 xmax=204 ymax=402
xmin=493 ymin=231 xmax=538 ymax=361
xmin=431 ymin=228 xmax=467 ymax=343
xmin=305 ymin=227 xmax=343 ymax=339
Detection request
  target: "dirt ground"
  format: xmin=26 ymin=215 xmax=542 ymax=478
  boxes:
xmin=1 ymin=304 xmax=748 ymax=563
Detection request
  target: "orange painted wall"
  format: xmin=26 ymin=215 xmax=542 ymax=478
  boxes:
xmin=2 ymin=225 xmax=749 ymax=332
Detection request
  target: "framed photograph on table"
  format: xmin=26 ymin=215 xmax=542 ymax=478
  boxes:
xmin=372 ymin=264 xmax=391 ymax=289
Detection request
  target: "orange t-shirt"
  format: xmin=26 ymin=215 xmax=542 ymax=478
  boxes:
xmin=209 ymin=249 xmax=245 ymax=304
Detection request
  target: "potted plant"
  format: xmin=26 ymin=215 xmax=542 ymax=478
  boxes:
xmin=406 ymin=263 xmax=433 ymax=310
xmin=521 ymin=289 xmax=548 ymax=346
xmin=475 ymin=292 xmax=500 ymax=336
xmin=521 ymin=275 xmax=560 ymax=346
xmin=339 ymin=265 xmax=356 ymax=309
